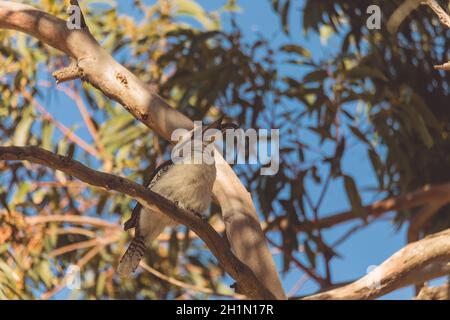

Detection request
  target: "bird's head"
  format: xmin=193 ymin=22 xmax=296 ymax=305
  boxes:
xmin=172 ymin=117 xmax=238 ymax=165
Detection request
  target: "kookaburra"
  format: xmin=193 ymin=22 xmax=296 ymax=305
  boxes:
xmin=117 ymin=118 xmax=237 ymax=276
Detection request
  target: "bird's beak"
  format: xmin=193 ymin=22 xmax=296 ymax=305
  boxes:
xmin=219 ymin=122 xmax=239 ymax=133
xmin=202 ymin=117 xmax=239 ymax=144
xmin=202 ymin=117 xmax=224 ymax=135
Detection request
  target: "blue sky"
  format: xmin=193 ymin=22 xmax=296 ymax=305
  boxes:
xmin=206 ymin=0 xmax=413 ymax=299
xmin=34 ymin=0 xmax=433 ymax=299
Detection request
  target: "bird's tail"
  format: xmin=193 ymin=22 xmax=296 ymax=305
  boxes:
xmin=117 ymin=236 xmax=147 ymax=277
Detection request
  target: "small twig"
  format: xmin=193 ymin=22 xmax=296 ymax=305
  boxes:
xmin=266 ymin=237 xmax=325 ymax=286
xmin=0 ymin=1 xmax=286 ymax=298
xmin=423 ymin=0 xmax=450 ymax=71
xmin=407 ymin=200 xmax=448 ymax=243
xmin=26 ymin=214 xmax=120 ymax=229
xmin=48 ymin=238 xmax=98 ymax=258
xmin=387 ymin=0 xmax=422 ymax=34
xmin=22 ymin=91 xmax=100 ymax=158
xmin=434 ymin=61 xmax=450 ymax=71
xmin=287 ymin=274 xmax=310 ymax=298
xmin=407 ymin=200 xmax=449 ymax=293
xmin=423 ymin=0 xmax=450 ymax=28
xmin=266 ymin=183 xmax=450 ymax=234
xmin=313 ymin=174 xmax=332 ymax=285
xmin=69 ymin=0 xmax=88 ymax=29
xmin=41 ymin=245 xmax=103 ymax=300
xmin=140 ymin=262 xmax=245 ymax=299
xmin=52 ymin=62 xmax=83 ymax=84
xmin=331 ymin=223 xmax=366 ymax=247
xmin=51 ymin=227 xmax=96 ymax=238
xmin=57 ymin=85 xmax=112 ymax=171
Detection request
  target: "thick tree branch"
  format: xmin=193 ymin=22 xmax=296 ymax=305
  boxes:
xmin=293 ymin=260 xmax=450 ymax=299
xmin=140 ymin=262 xmax=245 ymax=299
xmin=0 ymin=146 xmax=276 ymax=300
xmin=0 ymin=1 xmax=285 ymax=299
xmin=303 ymin=228 xmax=450 ymax=299
xmin=52 ymin=62 xmax=83 ymax=84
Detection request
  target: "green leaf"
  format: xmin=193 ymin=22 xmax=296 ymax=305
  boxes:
xmin=173 ymin=0 xmax=217 ymax=30
xmin=319 ymin=25 xmax=334 ymax=45
xmin=281 ymin=0 xmax=290 ymax=34
xmin=13 ymin=182 xmax=29 ymax=204
xmin=14 ymin=116 xmax=33 ymax=146
xmin=280 ymin=44 xmax=311 ymax=58
xmin=400 ymin=103 xmax=434 ymax=148
xmin=368 ymin=149 xmax=384 ymax=189
xmin=38 ymin=261 xmax=53 ymax=288
xmin=343 ymin=175 xmax=367 ymax=219
xmin=345 ymin=66 xmax=388 ymax=82
xmin=303 ymin=70 xmax=328 ymax=83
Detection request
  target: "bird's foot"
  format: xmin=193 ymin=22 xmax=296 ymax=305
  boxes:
xmin=185 ymin=206 xmax=207 ymax=222
xmin=190 ymin=209 xmax=208 ymax=222
xmin=173 ymin=202 xmax=208 ymax=222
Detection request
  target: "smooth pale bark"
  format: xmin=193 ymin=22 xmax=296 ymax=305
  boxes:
xmin=303 ymin=229 xmax=450 ymax=300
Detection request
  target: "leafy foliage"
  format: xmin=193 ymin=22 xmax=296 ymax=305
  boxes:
xmin=0 ymin=0 xmax=449 ymax=299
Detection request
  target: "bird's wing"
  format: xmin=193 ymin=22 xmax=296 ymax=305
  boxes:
xmin=123 ymin=160 xmax=173 ymax=231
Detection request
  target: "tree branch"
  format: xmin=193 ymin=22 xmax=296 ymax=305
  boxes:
xmin=424 ymin=0 xmax=450 ymax=28
xmin=387 ymin=0 xmax=422 ymax=34
xmin=415 ymin=282 xmax=450 ymax=300
xmin=423 ymin=0 xmax=450 ymax=71
xmin=0 ymin=146 xmax=276 ymax=300
xmin=140 ymin=261 xmax=245 ymax=299
xmin=406 ymin=201 xmax=447 ymax=293
xmin=407 ymin=200 xmax=448 ymax=243
xmin=21 ymin=90 xmax=100 ymax=158
xmin=0 ymin=1 xmax=285 ymax=299
xmin=267 ymin=183 xmax=450 ymax=234
xmin=302 ymin=228 xmax=450 ymax=299
xmin=25 ymin=213 xmax=119 ymax=229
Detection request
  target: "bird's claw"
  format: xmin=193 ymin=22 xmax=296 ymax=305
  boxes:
xmin=187 ymin=208 xmax=208 ymax=222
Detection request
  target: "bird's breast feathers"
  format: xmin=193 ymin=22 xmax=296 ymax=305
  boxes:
xmin=150 ymin=163 xmax=216 ymax=214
